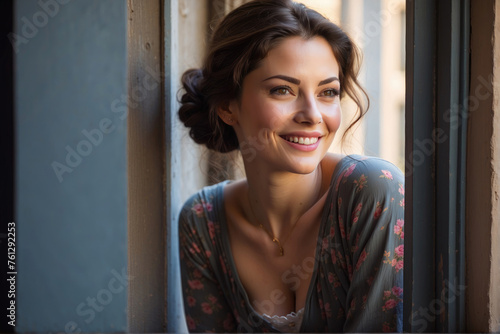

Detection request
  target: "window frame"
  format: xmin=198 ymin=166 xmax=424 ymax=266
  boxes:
xmin=404 ymin=0 xmax=469 ymax=332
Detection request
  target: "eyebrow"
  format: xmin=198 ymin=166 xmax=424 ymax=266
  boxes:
xmin=263 ymin=75 xmax=301 ymax=85
xmin=263 ymin=75 xmax=340 ymax=86
xmin=318 ymin=77 xmax=340 ymax=86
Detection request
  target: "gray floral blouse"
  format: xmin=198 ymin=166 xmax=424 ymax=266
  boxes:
xmin=179 ymin=155 xmax=404 ymax=332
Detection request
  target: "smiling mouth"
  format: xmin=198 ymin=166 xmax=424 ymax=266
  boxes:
xmin=280 ymin=135 xmax=320 ymax=145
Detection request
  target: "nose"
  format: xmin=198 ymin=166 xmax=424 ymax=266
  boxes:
xmin=293 ymin=94 xmax=323 ymax=125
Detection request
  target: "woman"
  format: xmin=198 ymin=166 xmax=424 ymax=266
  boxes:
xmin=177 ymin=0 xmax=404 ymax=332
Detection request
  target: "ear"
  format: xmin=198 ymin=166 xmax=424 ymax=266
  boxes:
xmin=217 ymin=100 xmax=238 ymax=126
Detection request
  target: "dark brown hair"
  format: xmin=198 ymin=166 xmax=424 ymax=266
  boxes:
xmin=178 ymin=0 xmax=368 ymax=153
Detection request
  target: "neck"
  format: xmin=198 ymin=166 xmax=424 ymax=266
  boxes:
xmin=244 ymin=164 xmax=324 ymax=240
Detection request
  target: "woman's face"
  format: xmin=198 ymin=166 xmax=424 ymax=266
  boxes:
xmin=228 ymin=36 xmax=342 ymax=174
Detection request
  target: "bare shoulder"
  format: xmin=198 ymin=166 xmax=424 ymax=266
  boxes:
xmin=222 ymin=178 xmax=248 ymax=217
xmin=223 ymin=178 xmax=247 ymax=198
xmin=320 ymin=152 xmax=346 ymax=184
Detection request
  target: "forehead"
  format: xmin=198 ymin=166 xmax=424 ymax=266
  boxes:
xmin=255 ymin=36 xmax=340 ymax=78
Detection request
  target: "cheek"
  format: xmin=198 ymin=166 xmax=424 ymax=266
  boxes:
xmin=323 ymin=104 xmax=342 ymax=132
xmin=242 ymin=99 xmax=288 ymax=130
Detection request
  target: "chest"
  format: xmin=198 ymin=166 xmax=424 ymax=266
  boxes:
xmin=227 ymin=216 xmax=322 ymax=317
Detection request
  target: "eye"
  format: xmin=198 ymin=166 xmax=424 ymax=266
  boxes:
xmin=270 ymin=86 xmax=295 ymax=96
xmin=319 ymin=88 xmax=340 ymax=97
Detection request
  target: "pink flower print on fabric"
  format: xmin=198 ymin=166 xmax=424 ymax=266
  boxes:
xmin=354 ymin=174 xmax=368 ymax=193
xmin=381 ymin=286 xmax=402 ymax=312
xmin=328 ymin=270 xmax=341 ymax=288
xmin=392 ymin=286 xmax=403 ymax=297
xmin=395 ymin=244 xmax=404 ymax=257
xmin=319 ymin=299 xmax=325 ymax=319
xmin=330 ymin=249 xmax=339 ymax=268
xmin=324 ymin=302 xmax=332 ymax=318
xmin=384 ymin=299 xmax=399 ymax=310
xmin=395 ymin=260 xmax=403 ymax=272
xmin=351 ymin=233 xmax=360 ymax=253
xmin=187 ymin=296 xmax=196 ymax=307
xmin=322 ymin=236 xmax=329 ymax=251
xmin=335 ymin=170 xmax=347 ymax=192
xmin=219 ymin=255 xmax=227 ymax=274
xmin=346 ymin=297 xmax=357 ymax=320
xmin=191 ymin=200 xmax=213 ymax=218
xmin=192 ymin=203 xmax=204 ymax=217
xmin=362 ymin=295 xmax=367 ymax=310
xmin=207 ymin=221 xmax=216 ymax=241
xmin=186 ymin=315 xmax=196 ymax=330
xmin=380 ymin=170 xmax=393 ymax=180
xmin=338 ymin=216 xmax=346 ymax=239
xmin=204 ymin=201 xmax=213 ymax=212
xmin=374 ymin=202 xmax=383 ymax=219
xmin=335 ymin=163 xmax=357 ymax=193
xmin=344 ymin=163 xmax=357 ymax=178
xmin=383 ymin=321 xmax=396 ymax=333
xmin=201 ymin=302 xmax=213 ymax=314
xmin=355 ymin=249 xmax=369 ymax=271
xmin=373 ymin=202 xmax=387 ymax=220
xmin=328 ymin=272 xmax=335 ymax=284
xmin=352 ymin=203 xmax=362 ymax=223
xmin=189 ymin=242 xmax=201 ymax=254
xmin=329 ymin=226 xmax=335 ymax=238
xmin=394 ymin=219 xmax=404 ymax=239
xmin=188 ymin=279 xmax=204 ymax=290
xmin=384 ymin=245 xmax=404 ymax=272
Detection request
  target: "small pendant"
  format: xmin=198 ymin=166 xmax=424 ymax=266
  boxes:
xmin=279 ymin=246 xmax=284 ymax=256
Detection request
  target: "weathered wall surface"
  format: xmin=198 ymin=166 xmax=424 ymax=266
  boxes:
xmin=467 ymin=0 xmax=500 ymax=332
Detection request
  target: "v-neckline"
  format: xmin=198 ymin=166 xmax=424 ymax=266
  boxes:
xmin=216 ymin=155 xmax=351 ymax=331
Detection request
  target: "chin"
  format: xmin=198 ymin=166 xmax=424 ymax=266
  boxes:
xmin=282 ymin=157 xmax=322 ymax=175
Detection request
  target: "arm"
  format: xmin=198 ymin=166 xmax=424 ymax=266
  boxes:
xmin=336 ymin=157 xmax=404 ymax=332
xmin=178 ymin=200 xmax=237 ymax=333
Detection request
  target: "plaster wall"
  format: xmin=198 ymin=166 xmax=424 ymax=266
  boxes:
xmin=467 ymin=0 xmax=500 ymax=331
xmin=490 ymin=1 xmax=500 ymax=331
xmin=177 ymin=0 xmax=210 ymax=199
xmin=167 ymin=0 xmax=210 ymax=332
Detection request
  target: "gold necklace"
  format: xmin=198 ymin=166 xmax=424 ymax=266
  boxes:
xmin=248 ymin=201 xmax=299 ymax=256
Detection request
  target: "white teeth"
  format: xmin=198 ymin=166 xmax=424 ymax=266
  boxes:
xmin=285 ymin=136 xmax=319 ymax=145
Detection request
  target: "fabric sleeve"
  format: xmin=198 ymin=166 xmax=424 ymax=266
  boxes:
xmin=178 ymin=197 xmax=237 ymax=333
xmin=335 ymin=157 xmax=404 ymax=332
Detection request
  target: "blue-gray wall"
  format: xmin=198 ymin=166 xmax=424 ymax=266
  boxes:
xmin=15 ymin=0 xmax=128 ymax=332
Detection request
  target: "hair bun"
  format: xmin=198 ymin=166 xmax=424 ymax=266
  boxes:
xmin=178 ymin=69 xmax=238 ymax=153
